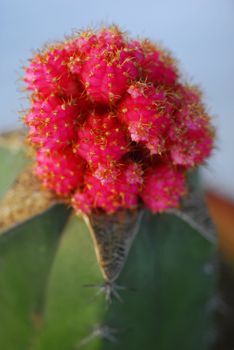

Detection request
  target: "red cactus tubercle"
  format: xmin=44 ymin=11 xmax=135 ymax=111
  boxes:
xmin=23 ymin=25 xmax=214 ymax=214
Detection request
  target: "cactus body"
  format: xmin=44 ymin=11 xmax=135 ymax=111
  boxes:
xmin=0 ymin=142 xmax=216 ymax=350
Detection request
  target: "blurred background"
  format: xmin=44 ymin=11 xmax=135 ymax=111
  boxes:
xmin=1 ymin=2 xmax=234 ymax=348
xmin=1 ymin=0 xmax=234 ymax=201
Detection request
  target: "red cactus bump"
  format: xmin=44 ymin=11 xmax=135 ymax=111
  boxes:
xmin=79 ymin=29 xmax=140 ymax=104
xmin=72 ymin=162 xmax=143 ymax=214
xmin=73 ymin=112 xmax=129 ymax=167
xmin=23 ymin=25 xmax=215 ymax=214
xmin=168 ymin=86 xmax=214 ymax=167
xmin=118 ymin=82 xmax=172 ymax=154
xmin=140 ymin=163 xmax=187 ymax=212
xmin=35 ymin=148 xmax=85 ymax=196
xmin=140 ymin=40 xmax=178 ymax=85
xmin=169 ymin=105 xmax=214 ymax=167
xmin=24 ymin=96 xmax=80 ymax=150
xmin=24 ymin=46 xmax=81 ymax=99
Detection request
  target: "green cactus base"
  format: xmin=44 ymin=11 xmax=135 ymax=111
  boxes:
xmin=0 ymin=136 xmax=216 ymax=350
xmin=32 ymin=212 xmax=215 ymax=350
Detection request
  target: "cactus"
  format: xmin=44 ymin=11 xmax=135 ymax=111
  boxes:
xmin=0 ymin=25 xmax=222 ymax=349
xmin=0 ymin=146 xmax=216 ymax=349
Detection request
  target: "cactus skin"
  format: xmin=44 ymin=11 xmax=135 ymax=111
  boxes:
xmin=33 ymin=212 xmax=215 ymax=350
xmin=211 ymin=257 xmax=234 ymax=350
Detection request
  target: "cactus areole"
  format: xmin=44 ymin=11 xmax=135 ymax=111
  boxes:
xmin=22 ymin=25 xmax=215 ymax=292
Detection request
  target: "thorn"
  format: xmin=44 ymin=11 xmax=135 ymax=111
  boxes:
xmin=76 ymin=324 xmax=119 ymax=349
xmin=83 ymin=280 xmax=134 ymax=304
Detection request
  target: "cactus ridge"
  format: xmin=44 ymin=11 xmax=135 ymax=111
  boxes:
xmin=84 ymin=209 xmax=143 ymax=281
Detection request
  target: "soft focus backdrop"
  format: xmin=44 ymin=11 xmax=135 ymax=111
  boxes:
xmin=1 ymin=0 xmax=234 ymax=199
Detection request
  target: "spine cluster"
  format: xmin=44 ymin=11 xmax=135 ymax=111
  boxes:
xmin=23 ymin=25 xmax=214 ymax=214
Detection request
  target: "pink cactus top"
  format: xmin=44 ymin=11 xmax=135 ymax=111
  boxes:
xmin=23 ymin=25 xmax=214 ymax=214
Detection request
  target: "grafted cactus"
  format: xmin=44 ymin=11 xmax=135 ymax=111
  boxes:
xmin=0 ymin=25 xmax=222 ymax=350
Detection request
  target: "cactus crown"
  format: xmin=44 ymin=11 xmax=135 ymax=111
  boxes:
xmin=23 ymin=25 xmax=214 ymax=214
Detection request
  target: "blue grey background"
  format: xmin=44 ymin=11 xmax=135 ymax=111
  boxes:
xmin=1 ymin=0 xmax=234 ymax=198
